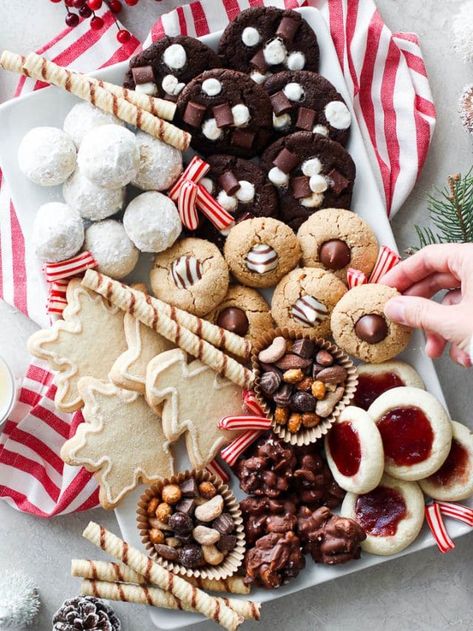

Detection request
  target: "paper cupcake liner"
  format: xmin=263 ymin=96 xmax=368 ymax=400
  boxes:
xmin=137 ymin=468 xmax=246 ymax=580
xmin=252 ymin=327 xmax=358 ymax=446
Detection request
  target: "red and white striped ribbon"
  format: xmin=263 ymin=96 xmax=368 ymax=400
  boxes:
xmin=177 ymin=180 xmax=199 ymax=231
xmin=346 ymin=268 xmax=368 ymax=288
xmin=220 ymin=430 xmax=263 ymax=467
xmin=205 ymin=459 xmax=230 ymax=484
xmin=243 ymin=389 xmax=266 ymax=416
xmin=44 ymin=251 xmax=97 ymax=283
xmin=438 ymin=501 xmax=473 ymax=527
xmin=220 ymin=390 xmax=268 ymax=466
xmin=219 ymin=416 xmax=272 ymax=431
xmin=346 ymin=245 xmax=400 ymax=289
xmin=425 ymin=502 xmax=455 ymax=553
xmin=46 ymin=279 xmax=69 ymax=315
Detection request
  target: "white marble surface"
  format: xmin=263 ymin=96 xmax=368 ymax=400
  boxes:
xmin=1 ymin=1 xmax=473 ymax=629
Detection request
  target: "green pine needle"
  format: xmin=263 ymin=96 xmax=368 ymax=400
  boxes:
xmin=412 ymin=168 xmax=473 ymax=250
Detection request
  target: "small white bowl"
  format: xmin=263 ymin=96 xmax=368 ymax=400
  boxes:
xmin=0 ymin=356 xmax=17 ymax=428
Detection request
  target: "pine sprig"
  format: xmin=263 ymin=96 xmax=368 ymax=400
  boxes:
xmin=412 ymin=169 xmax=473 ymax=250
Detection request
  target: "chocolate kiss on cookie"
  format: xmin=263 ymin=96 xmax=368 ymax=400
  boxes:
xmin=341 ymin=474 xmax=425 ymax=556
xmin=330 ymin=284 xmax=411 ymax=363
xmin=353 ymin=360 xmax=424 ymax=411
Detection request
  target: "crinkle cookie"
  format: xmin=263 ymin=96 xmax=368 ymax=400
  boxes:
xmin=330 ymin=284 xmax=412 ymax=363
xmin=271 ymin=267 xmax=347 ymax=338
xmin=297 ymin=208 xmax=379 ymax=282
xmin=223 ymin=217 xmax=300 ymax=288
xmin=206 ymin=284 xmax=273 ymax=345
xmin=150 ymin=237 xmax=229 ymax=316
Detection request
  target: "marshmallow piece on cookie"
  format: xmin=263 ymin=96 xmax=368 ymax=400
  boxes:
xmin=63 ymin=102 xmax=124 ymax=147
xmin=32 ymin=202 xmax=84 ymax=262
xmin=85 ymin=220 xmax=139 ymax=280
xmin=123 ymin=191 xmax=181 ymax=253
xmin=18 ymin=127 xmax=76 ymax=186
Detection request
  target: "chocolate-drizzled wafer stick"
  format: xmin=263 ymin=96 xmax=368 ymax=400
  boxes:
xmin=81 ymin=271 xmax=255 ymax=389
xmin=80 ymin=580 xmax=260 ymax=621
xmin=82 ymin=522 xmax=243 ymax=631
xmin=18 ymin=52 xmax=190 ymax=151
xmin=83 ymin=269 xmax=250 ymax=360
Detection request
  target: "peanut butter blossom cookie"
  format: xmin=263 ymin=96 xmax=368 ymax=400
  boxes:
xmin=123 ymin=35 xmax=222 ymax=100
xmin=264 ymin=70 xmax=351 ymax=144
xmin=330 ymin=284 xmax=412 ymax=363
xmin=218 ymin=6 xmax=319 ymax=83
xmin=261 ymin=131 xmax=356 ymax=230
xmin=150 ymin=237 xmax=229 ymax=316
xmin=223 ymin=217 xmax=301 ymax=288
xmin=297 ymin=208 xmax=379 ymax=282
xmin=176 ymin=68 xmax=273 ymax=158
xmin=271 ymin=267 xmax=347 ymax=338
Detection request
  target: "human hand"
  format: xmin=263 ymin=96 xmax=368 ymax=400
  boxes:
xmin=381 ymin=243 xmax=473 ymax=367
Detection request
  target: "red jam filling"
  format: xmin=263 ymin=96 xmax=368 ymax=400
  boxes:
xmin=355 ymin=486 xmax=406 ymax=536
xmin=328 ymin=421 xmax=361 ymax=477
xmin=377 ymin=406 xmax=434 ymax=466
xmin=429 ymin=439 xmax=469 ymax=486
xmin=353 ymin=372 xmax=404 ymax=411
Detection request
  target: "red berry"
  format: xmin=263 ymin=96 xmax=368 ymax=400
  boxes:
xmin=116 ymin=29 xmax=131 ymax=43
xmin=72 ymin=0 xmax=86 ymax=7
xmin=87 ymin=0 xmax=102 ymax=9
xmin=124 ymin=0 xmax=139 ymax=5
xmin=65 ymin=0 xmax=75 ymax=6
xmin=50 ymin=0 xmax=62 ymax=3
xmin=109 ymin=0 xmax=122 ymax=12
xmin=65 ymin=12 xmax=80 ymax=26
xmin=79 ymin=4 xmax=92 ymax=17
xmin=90 ymin=15 xmax=104 ymax=30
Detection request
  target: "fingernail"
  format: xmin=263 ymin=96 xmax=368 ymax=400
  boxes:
xmin=384 ymin=298 xmax=407 ymax=324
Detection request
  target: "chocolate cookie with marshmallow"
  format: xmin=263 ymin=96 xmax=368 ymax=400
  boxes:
xmin=123 ymin=35 xmax=222 ymax=100
xmin=218 ymin=6 xmax=319 ymax=83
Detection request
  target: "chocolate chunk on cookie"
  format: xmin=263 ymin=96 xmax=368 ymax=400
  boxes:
xmin=218 ymin=7 xmax=319 ymax=83
xmin=176 ymin=68 xmax=273 ymax=157
xmin=123 ymin=35 xmax=222 ymax=100
xmin=264 ymin=71 xmax=351 ymax=144
xmin=261 ymin=131 xmax=356 ymax=230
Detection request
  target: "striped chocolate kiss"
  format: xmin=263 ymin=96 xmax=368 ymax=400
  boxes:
xmin=291 ymin=294 xmax=328 ymax=325
xmin=245 ymin=244 xmax=278 ymax=274
xmin=171 ymin=255 xmax=203 ymax=289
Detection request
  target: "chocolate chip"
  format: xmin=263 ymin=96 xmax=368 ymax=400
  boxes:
xmin=216 ymin=534 xmax=238 ymax=553
xmin=250 ymin=49 xmax=267 ymax=72
xmin=296 ymin=107 xmax=316 ymax=131
xmin=275 ymin=354 xmax=312 ymax=370
xmin=327 ymin=168 xmax=350 ymax=195
xmin=273 ymin=147 xmax=300 ymax=174
xmin=312 ymin=363 xmax=325 ymax=378
xmin=276 ymin=15 xmax=300 ymax=42
xmin=232 ymin=129 xmax=255 ymax=149
xmin=289 ymin=339 xmax=315 ymax=359
xmin=131 ymin=65 xmax=154 ymax=85
xmin=316 ymin=366 xmax=348 ymax=385
xmin=175 ymin=498 xmax=196 ymax=516
xmin=180 ymin=478 xmax=198 ymax=497
xmin=291 ymin=391 xmax=316 ymax=412
xmin=213 ymin=103 xmax=233 ymax=128
xmin=355 ymin=314 xmax=388 ymax=344
xmin=319 ymin=240 xmax=351 ymax=270
xmin=260 ymin=371 xmax=282 ymax=396
xmin=183 ymin=101 xmax=206 ymax=127
xmin=178 ymin=544 xmax=204 ymax=568
xmin=216 ymin=307 xmax=249 ymax=336
xmin=168 ymin=511 xmax=193 ymax=534
xmin=212 ymin=512 xmax=235 ymax=535
xmin=315 ymin=350 xmax=334 ymax=367
xmin=218 ymin=170 xmax=240 ymax=195
xmin=291 ymin=176 xmax=312 ymax=199
xmin=273 ymin=383 xmax=293 ymax=407
xmin=154 ymin=544 xmax=179 ymax=561
xmin=271 ymin=91 xmax=292 ymax=116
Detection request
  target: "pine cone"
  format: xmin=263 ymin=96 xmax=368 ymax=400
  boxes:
xmin=244 ymin=531 xmax=305 ymax=589
xmin=240 ymin=496 xmax=298 ymax=545
xmin=293 ymin=446 xmax=345 ymax=508
xmin=52 ymin=597 xmax=121 ymax=631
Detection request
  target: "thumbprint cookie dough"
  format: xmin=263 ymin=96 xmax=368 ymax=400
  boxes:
xmin=419 ymin=421 xmax=473 ymax=502
xmin=150 ymin=238 xmax=229 ymax=316
xmin=264 ymin=70 xmax=351 ymax=144
xmin=271 ymin=267 xmax=347 ymax=338
xmin=177 ymin=68 xmax=273 ymax=158
xmin=223 ymin=217 xmax=300 ymax=288
xmin=206 ymin=285 xmax=273 ymax=345
xmin=297 ymin=209 xmax=379 ymax=282
xmin=261 ymin=132 xmax=356 ymax=230
xmin=330 ymin=284 xmax=411 ymax=363
xmin=218 ymin=6 xmax=319 ymax=82
xmin=353 ymin=360 xmax=424 ymax=411
xmin=123 ymin=35 xmax=222 ymax=100
xmin=368 ymin=387 xmax=453 ymax=482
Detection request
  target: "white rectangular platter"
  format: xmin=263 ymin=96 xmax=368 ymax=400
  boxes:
xmin=0 ymin=6 xmax=470 ymax=631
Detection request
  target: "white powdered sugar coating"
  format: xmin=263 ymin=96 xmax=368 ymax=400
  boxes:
xmin=162 ymin=74 xmax=185 ymax=96
xmin=123 ymin=191 xmax=181 ymax=253
xmin=309 ymin=174 xmax=328 ymax=194
xmin=245 ymin=244 xmax=278 ymax=274
xmin=32 ymin=202 xmax=84 ymax=262
xmin=268 ymin=166 xmax=289 ymax=188
xmin=217 ymin=189 xmax=238 ymax=212
xmin=202 ymin=78 xmax=222 ymax=96
xmin=286 ymin=51 xmax=306 ymax=70
xmin=231 ymin=104 xmax=251 ymax=127
xmin=85 ymin=220 xmax=139 ymax=279
xmin=273 ymin=112 xmax=291 ymax=130
xmin=200 ymin=177 xmax=214 ymax=194
xmin=63 ymin=169 xmax=125 ymax=221
xmin=324 ymin=100 xmax=351 ymax=129
xmin=78 ymin=124 xmax=139 ymax=189
xmin=163 ymin=43 xmax=187 ymax=70
xmin=131 ymin=130 xmax=183 ymax=191
xmin=18 ymin=127 xmax=76 ymax=186
xmin=283 ymin=82 xmax=304 ymax=102
xmin=302 ymin=157 xmax=322 ymax=177
xmin=63 ymin=102 xmax=124 ymax=147
xmin=292 ymin=295 xmax=328 ymax=325
xmin=202 ymin=118 xmax=223 ymax=140
xmin=135 ymin=82 xmax=158 ymax=96
xmin=242 ymin=26 xmax=261 ymax=47
xmin=236 ymin=180 xmax=255 ymax=203
xmin=313 ymin=124 xmax=329 ymax=136
xmin=263 ymin=37 xmax=287 ymax=65
xmin=301 ymin=192 xmax=324 ymax=208
xmin=250 ymin=70 xmax=272 ymax=84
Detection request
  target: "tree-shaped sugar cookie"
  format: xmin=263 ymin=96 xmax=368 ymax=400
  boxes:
xmin=27 ymin=279 xmax=128 ymax=413
xmin=146 ymin=349 xmax=242 ymax=468
xmin=61 ymin=378 xmax=174 ymax=509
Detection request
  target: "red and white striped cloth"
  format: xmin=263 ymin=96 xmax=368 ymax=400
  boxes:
xmin=0 ymin=0 xmax=436 ymax=517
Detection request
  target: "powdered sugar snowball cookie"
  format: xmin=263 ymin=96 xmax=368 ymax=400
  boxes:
xmin=84 ymin=220 xmax=138 ymax=279
xmin=32 ymin=202 xmax=84 ymax=262
xmin=131 ymin=131 xmax=183 ymax=191
xmin=18 ymin=126 xmax=76 ymax=186
xmin=419 ymin=421 xmax=473 ymax=502
xmin=63 ymin=101 xmax=124 ymax=147
xmin=325 ymin=406 xmax=384 ymax=494
xmin=63 ymin=169 xmax=125 ymax=221
xmin=368 ymin=387 xmax=453 ymax=482
xmin=77 ymin=124 xmax=139 ymax=189
xmin=123 ymin=191 xmax=181 ymax=253
xmin=353 ymin=360 xmax=424 ymax=411
xmin=341 ymin=474 xmax=425 ymax=556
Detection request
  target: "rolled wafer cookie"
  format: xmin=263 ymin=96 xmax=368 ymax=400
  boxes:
xmin=80 ymin=580 xmax=260 ymax=621
xmin=81 ymin=271 xmax=254 ymax=389
xmin=0 ymin=51 xmax=176 ymax=121
xmin=17 ymin=52 xmax=190 ymax=151
xmin=82 ymin=522 xmax=243 ymax=631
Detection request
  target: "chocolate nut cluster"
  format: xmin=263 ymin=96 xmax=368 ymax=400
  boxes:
xmin=145 ymin=478 xmax=238 ymax=570
xmin=257 ymin=336 xmax=348 ymax=433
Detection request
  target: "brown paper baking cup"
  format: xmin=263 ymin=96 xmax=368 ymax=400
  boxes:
xmin=137 ymin=469 xmax=245 ymax=580
xmin=252 ymin=327 xmax=358 ymax=446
